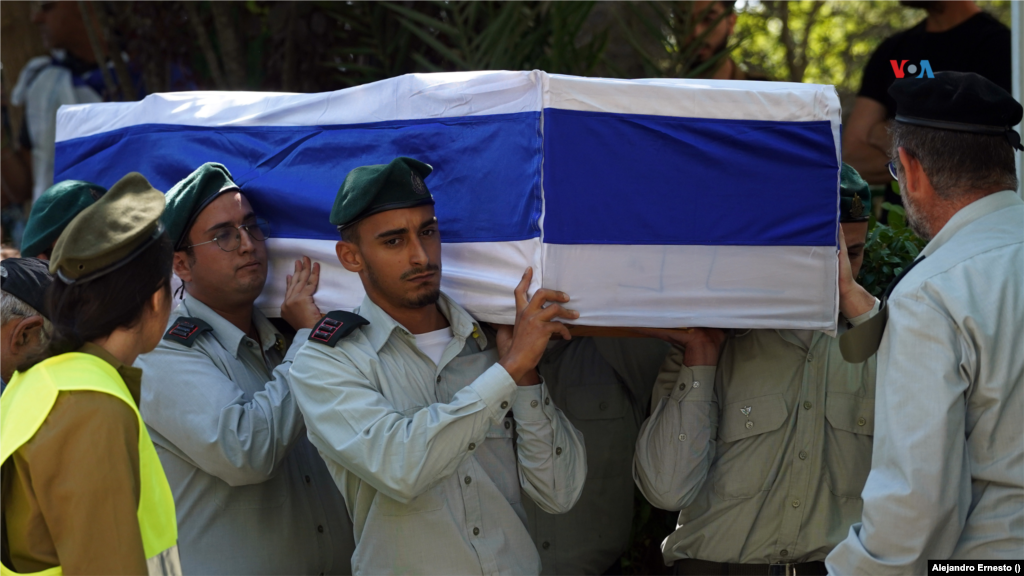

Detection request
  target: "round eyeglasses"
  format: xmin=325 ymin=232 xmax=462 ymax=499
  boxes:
xmin=186 ymin=219 xmax=271 ymax=252
xmin=887 ymin=161 xmax=898 ymax=181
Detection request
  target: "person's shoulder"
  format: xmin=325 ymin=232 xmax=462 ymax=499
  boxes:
xmin=968 ymin=11 xmax=1011 ymax=33
xmin=294 ymin=312 xmax=376 ymax=370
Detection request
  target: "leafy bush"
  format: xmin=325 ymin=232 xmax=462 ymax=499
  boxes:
xmin=859 ymin=198 xmax=926 ymax=297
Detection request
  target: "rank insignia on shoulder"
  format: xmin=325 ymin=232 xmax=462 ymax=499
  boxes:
xmin=163 ymin=317 xmax=213 ymax=348
xmin=309 ymin=311 xmax=369 ymax=347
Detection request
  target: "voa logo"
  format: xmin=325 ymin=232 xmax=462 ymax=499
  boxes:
xmin=890 ymin=60 xmax=934 ymax=78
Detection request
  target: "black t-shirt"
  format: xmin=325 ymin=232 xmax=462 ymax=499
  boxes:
xmin=858 ymin=12 xmax=1011 ymax=118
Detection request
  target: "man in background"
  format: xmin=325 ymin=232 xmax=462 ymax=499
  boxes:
xmin=1 ymin=257 xmax=53 ymax=393
xmin=523 ymin=337 xmax=669 ymax=575
xmin=843 ymin=1 xmax=1010 ymax=185
xmin=687 ymin=1 xmax=769 ymax=81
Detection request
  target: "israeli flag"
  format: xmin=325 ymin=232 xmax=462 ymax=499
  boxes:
xmin=54 ymin=70 xmax=841 ymax=330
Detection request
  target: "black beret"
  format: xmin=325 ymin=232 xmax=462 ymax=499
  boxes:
xmin=1 ymin=257 xmax=53 ymax=317
xmin=889 ymin=71 xmax=1023 ymax=150
xmin=331 ymin=157 xmax=435 ymax=230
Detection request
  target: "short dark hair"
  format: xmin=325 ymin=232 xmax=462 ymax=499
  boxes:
xmin=26 ymin=232 xmax=174 ymax=367
xmin=339 ymin=220 xmax=362 ymax=245
xmin=890 ymin=123 xmax=1018 ymax=199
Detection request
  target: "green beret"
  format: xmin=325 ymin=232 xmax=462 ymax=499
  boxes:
xmin=839 ymin=163 xmax=871 ymax=222
xmin=331 ymin=157 xmax=435 ymax=229
xmin=21 ymin=180 xmax=106 ymax=258
xmin=162 ymin=162 xmax=240 ymax=249
xmin=49 ymin=173 xmax=166 ymax=284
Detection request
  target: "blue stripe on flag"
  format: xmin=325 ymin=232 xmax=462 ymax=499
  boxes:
xmin=542 ymin=108 xmax=838 ymax=246
xmin=54 ymin=112 xmax=543 ymax=243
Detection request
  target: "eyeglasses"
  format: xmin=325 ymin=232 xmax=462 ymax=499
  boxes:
xmin=887 ymin=161 xmax=898 ymax=181
xmin=185 ymin=219 xmax=270 ymax=252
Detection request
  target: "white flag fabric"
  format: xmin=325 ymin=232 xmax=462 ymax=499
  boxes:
xmin=55 ymin=70 xmax=842 ymax=330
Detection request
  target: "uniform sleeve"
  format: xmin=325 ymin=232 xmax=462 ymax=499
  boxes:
xmin=289 ymin=344 xmax=519 ymax=504
xmin=137 ymin=333 xmax=309 ymax=487
xmin=19 ymin=391 xmax=149 ymax=575
xmin=826 ymin=295 xmax=972 ymax=575
xmin=510 ymin=382 xmax=588 ymax=514
xmin=633 ymin=346 xmax=718 ymax=511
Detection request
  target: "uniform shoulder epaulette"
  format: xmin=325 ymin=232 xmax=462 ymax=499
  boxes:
xmin=308 ymin=311 xmax=369 ymax=347
xmin=163 ymin=317 xmax=213 ymax=348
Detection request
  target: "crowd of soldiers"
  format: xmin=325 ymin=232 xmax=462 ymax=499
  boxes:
xmin=1 ymin=70 xmax=1022 ymax=576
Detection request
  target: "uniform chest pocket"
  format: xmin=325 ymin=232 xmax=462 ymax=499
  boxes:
xmin=713 ymin=393 xmax=789 ymax=500
xmin=567 ymin=384 xmax=632 ymax=479
xmin=377 ymin=482 xmax=448 ymax=516
xmin=824 ymin=393 xmax=875 ymax=498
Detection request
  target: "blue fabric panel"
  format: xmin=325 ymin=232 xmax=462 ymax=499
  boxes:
xmin=542 ymin=108 xmax=839 ymax=246
xmin=54 ymin=112 xmax=543 ymax=243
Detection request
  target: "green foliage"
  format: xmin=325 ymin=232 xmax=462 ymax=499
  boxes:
xmin=733 ymin=1 xmax=1012 ymax=102
xmin=322 ymin=1 xmax=607 ymax=88
xmin=859 ymin=217 xmax=926 ymax=298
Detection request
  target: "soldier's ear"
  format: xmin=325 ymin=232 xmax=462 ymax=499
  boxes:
xmin=336 ymin=240 xmax=364 ymax=273
xmin=173 ymin=250 xmax=193 ymax=283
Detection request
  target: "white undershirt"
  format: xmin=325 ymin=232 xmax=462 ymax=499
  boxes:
xmin=414 ymin=326 xmax=455 ymax=366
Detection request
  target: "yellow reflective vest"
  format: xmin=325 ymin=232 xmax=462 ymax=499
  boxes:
xmin=0 ymin=352 xmax=180 ymax=576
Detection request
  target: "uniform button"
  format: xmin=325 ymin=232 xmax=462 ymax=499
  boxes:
xmin=857 ymin=417 xmax=867 ymax=426
xmin=544 ymin=397 xmax=550 ymax=405
xmin=473 ymin=527 xmax=480 ymax=536
xmin=500 ymin=401 xmax=509 ymax=409
xmin=678 ymin=433 xmax=687 ymax=441
xmin=803 ymin=401 xmax=812 ymax=410
xmin=792 ymin=499 xmax=800 ymax=508
xmin=798 ymin=451 xmax=808 ymax=460
xmin=555 ymin=447 xmax=563 ymax=455
xmin=305 ymin=475 xmax=311 ymax=484
xmin=806 ymin=354 xmax=814 ymax=362
xmin=692 ymin=381 xmax=700 ymax=389
xmin=780 ymin=550 xmax=789 ymax=558
xmin=745 ymin=421 xmax=754 ymax=429
xmin=530 ymin=400 xmax=539 ymax=408
xmin=246 ymin=341 xmax=254 ymax=348
xmin=436 ymin=375 xmax=441 ymax=383
xmin=504 ymin=421 xmax=511 ymax=429
xmin=464 ymin=476 xmax=472 ymax=485
xmin=542 ymin=541 xmax=550 ymax=550
xmin=679 ymin=383 xmax=685 ymax=390
xmin=468 ymin=442 xmax=476 ymax=451
xmin=317 ymin=525 xmax=324 ymax=533
xmin=599 ymin=401 xmax=608 ymax=411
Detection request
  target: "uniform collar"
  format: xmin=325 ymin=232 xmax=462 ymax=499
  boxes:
xmin=922 ymin=190 xmax=1023 ymax=259
xmin=179 ymin=292 xmax=281 ymax=358
xmin=356 ymin=291 xmax=487 ymax=354
xmin=78 ymin=342 xmax=143 ymax=404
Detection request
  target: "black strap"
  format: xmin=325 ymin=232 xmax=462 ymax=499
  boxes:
xmin=163 ymin=317 xmax=213 ymax=348
xmin=308 ymin=311 xmax=369 ymax=347
xmin=883 ymin=255 xmax=927 ymax=301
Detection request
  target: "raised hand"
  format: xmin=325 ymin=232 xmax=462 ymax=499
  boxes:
xmin=629 ymin=327 xmax=726 ymax=367
xmin=280 ymin=256 xmax=322 ymax=330
xmin=838 ymin=226 xmax=875 ymax=319
xmin=497 ymin=267 xmax=579 ymax=386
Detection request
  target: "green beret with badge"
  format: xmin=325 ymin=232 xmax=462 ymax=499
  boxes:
xmin=21 ymin=180 xmax=107 ymax=258
xmin=839 ymin=163 xmax=871 ymax=223
xmin=331 ymin=157 xmax=435 ymax=230
xmin=49 ymin=173 xmax=166 ymax=285
xmin=162 ymin=162 xmax=241 ymax=249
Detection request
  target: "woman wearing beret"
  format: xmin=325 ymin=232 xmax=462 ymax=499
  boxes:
xmin=1 ymin=173 xmax=181 ymax=575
